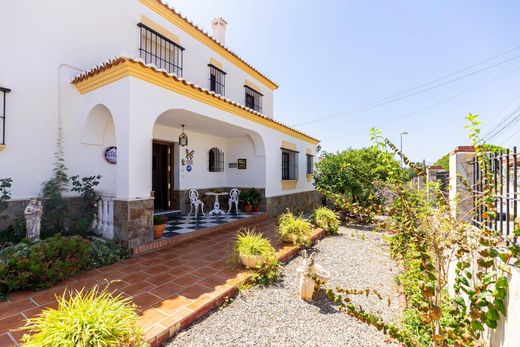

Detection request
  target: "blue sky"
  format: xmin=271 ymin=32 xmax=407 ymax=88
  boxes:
xmin=167 ymin=0 xmax=520 ymax=163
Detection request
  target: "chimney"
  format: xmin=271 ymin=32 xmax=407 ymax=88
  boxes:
xmin=211 ymin=17 xmax=227 ymax=45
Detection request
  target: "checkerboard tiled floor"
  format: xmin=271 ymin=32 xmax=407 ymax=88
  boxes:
xmin=163 ymin=213 xmax=256 ymax=237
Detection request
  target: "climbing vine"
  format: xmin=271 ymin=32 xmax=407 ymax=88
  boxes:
xmin=323 ymin=115 xmax=513 ymax=346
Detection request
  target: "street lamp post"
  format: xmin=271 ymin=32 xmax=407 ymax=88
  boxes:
xmin=400 ymin=131 xmax=408 ymax=168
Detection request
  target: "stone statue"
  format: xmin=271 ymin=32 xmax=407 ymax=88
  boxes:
xmin=24 ymin=198 xmax=43 ymax=241
xmin=297 ymin=250 xmax=331 ymax=301
xmin=299 ymin=250 xmax=317 ymax=301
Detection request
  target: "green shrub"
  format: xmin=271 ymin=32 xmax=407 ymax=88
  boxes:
xmin=277 ymin=211 xmax=312 ymax=246
xmin=0 ymin=218 xmax=26 ymax=245
xmin=312 ymin=206 xmax=340 ymax=235
xmin=87 ymin=240 xmax=127 ymax=269
xmin=19 ymin=286 xmax=147 ymax=347
xmin=0 ymin=236 xmax=126 ymax=298
xmin=230 ymin=228 xmax=280 ymax=285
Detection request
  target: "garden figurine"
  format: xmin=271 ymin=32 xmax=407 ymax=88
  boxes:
xmin=24 ymin=197 xmax=43 ymax=241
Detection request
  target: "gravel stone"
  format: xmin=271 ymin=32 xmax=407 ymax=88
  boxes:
xmin=166 ymin=225 xmax=401 ymax=347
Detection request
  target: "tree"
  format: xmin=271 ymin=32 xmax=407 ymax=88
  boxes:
xmin=313 ymin=147 xmax=402 ymax=207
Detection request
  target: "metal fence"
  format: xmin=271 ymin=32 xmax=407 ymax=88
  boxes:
xmin=471 ymin=147 xmax=519 ymax=240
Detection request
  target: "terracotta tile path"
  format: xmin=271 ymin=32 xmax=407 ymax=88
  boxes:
xmin=0 ymin=217 xmax=324 ymax=347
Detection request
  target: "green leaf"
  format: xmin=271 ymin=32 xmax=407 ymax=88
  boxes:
xmin=495 ymin=299 xmax=506 ymax=316
xmin=471 ymin=320 xmax=485 ymax=331
xmin=487 ymin=308 xmax=500 ymax=321
xmin=453 ymin=296 xmax=466 ymax=307
xmin=496 ymin=276 xmax=508 ymax=290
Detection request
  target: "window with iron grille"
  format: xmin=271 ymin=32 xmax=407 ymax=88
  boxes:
xmin=244 ymin=86 xmax=263 ymax=113
xmin=209 ymin=64 xmax=226 ymax=96
xmin=209 ymin=147 xmax=224 ymax=172
xmin=306 ymin=154 xmax=314 ymax=174
xmin=138 ymin=23 xmax=185 ymax=77
xmin=282 ymin=149 xmax=298 ymax=180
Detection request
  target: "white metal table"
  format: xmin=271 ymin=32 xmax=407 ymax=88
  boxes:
xmin=205 ymin=192 xmax=229 ymax=215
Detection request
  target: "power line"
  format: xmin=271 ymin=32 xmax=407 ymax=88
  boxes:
xmin=482 ymin=104 xmax=520 ymax=141
xmin=480 ymin=91 xmax=520 ymax=140
xmin=293 ymin=46 xmax=520 ymax=127
xmin=484 ymin=103 xmax=520 ymax=142
xmin=321 ymin=65 xmax=520 ymax=142
xmin=499 ymin=114 xmax=520 ymax=145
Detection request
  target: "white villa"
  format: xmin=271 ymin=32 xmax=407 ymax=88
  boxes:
xmin=0 ymin=0 xmax=320 ymax=248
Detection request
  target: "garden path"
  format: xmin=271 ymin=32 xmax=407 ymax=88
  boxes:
xmin=167 ymin=225 xmax=402 ymax=347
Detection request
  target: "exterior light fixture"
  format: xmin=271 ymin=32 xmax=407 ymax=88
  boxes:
xmin=316 ymin=144 xmax=322 ymax=153
xmin=179 ymin=124 xmax=188 ymax=147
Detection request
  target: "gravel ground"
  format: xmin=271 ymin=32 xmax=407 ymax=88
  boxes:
xmin=166 ymin=225 xmax=401 ymax=347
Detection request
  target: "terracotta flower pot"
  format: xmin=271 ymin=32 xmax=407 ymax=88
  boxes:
xmin=243 ymin=204 xmax=253 ymax=212
xmin=253 ymin=205 xmax=260 ymax=212
xmin=239 ymin=254 xmax=265 ymax=268
xmin=153 ymin=224 xmax=166 ymax=239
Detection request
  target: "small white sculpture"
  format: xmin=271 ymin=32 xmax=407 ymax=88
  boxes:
xmin=299 ymin=250 xmax=317 ymax=301
xmin=297 ymin=250 xmax=331 ymax=301
xmin=24 ymin=197 xmax=43 ymax=241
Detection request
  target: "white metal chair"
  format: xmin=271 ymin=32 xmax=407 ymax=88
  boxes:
xmin=227 ymin=188 xmax=240 ymax=214
xmin=188 ymin=189 xmax=205 ymax=216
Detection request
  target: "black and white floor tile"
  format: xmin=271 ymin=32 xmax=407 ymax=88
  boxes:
xmin=163 ymin=213 xmax=257 ymax=237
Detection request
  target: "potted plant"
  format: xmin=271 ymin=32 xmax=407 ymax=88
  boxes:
xmin=240 ymin=187 xmax=261 ymax=212
xmin=232 ymin=228 xmax=274 ymax=268
xmin=153 ymin=215 xmax=168 ymax=239
xmin=277 ymin=211 xmax=313 ymax=246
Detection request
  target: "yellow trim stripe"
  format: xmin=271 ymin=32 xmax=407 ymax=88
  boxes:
xmin=73 ymin=60 xmax=319 ymax=144
xmin=141 ymin=15 xmax=181 ymax=44
xmin=138 ymin=0 xmax=278 ymax=90
xmin=210 ymin=58 xmax=223 ymax=70
xmin=281 ymin=180 xmax=297 ymax=190
xmin=281 ymin=140 xmax=297 ymax=151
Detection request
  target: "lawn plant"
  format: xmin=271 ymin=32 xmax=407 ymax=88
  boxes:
xmin=19 ymin=285 xmax=147 ymax=347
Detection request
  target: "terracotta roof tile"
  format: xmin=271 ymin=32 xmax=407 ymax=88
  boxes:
xmin=71 ymin=56 xmax=319 ymax=143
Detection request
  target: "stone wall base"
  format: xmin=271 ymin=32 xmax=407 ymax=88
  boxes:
xmin=113 ymin=198 xmax=154 ymax=249
xmin=0 ymin=197 xmax=85 ymax=231
xmin=265 ymin=190 xmax=322 ymax=216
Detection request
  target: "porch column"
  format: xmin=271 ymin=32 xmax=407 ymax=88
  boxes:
xmin=448 ymin=146 xmax=475 ymax=221
xmin=112 ymin=105 xmax=154 ymax=249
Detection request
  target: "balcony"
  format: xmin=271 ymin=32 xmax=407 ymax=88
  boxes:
xmin=138 ymin=23 xmax=185 ymax=77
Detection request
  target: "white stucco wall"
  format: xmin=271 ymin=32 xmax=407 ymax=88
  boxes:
xmin=0 ymin=0 xmax=315 ymax=202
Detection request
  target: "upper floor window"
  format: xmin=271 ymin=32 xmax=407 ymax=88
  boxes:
xmin=209 ymin=147 xmax=224 ymax=172
xmin=306 ymin=154 xmax=314 ymax=174
xmin=244 ymin=86 xmax=263 ymax=113
xmin=282 ymin=149 xmax=298 ymax=180
xmin=138 ymin=23 xmax=185 ymax=77
xmin=208 ymin=64 xmax=226 ymax=96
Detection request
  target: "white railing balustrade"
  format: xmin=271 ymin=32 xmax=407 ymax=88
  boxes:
xmin=95 ymin=193 xmax=115 ymax=239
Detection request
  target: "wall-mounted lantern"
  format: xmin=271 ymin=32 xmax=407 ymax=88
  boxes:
xmin=1 ymin=86 xmax=12 ymax=146
xmin=316 ymin=144 xmax=322 ymax=153
xmin=179 ymin=124 xmax=188 ymax=147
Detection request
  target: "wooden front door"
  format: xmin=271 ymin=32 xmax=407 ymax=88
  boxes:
xmin=152 ymin=140 xmax=174 ymax=211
